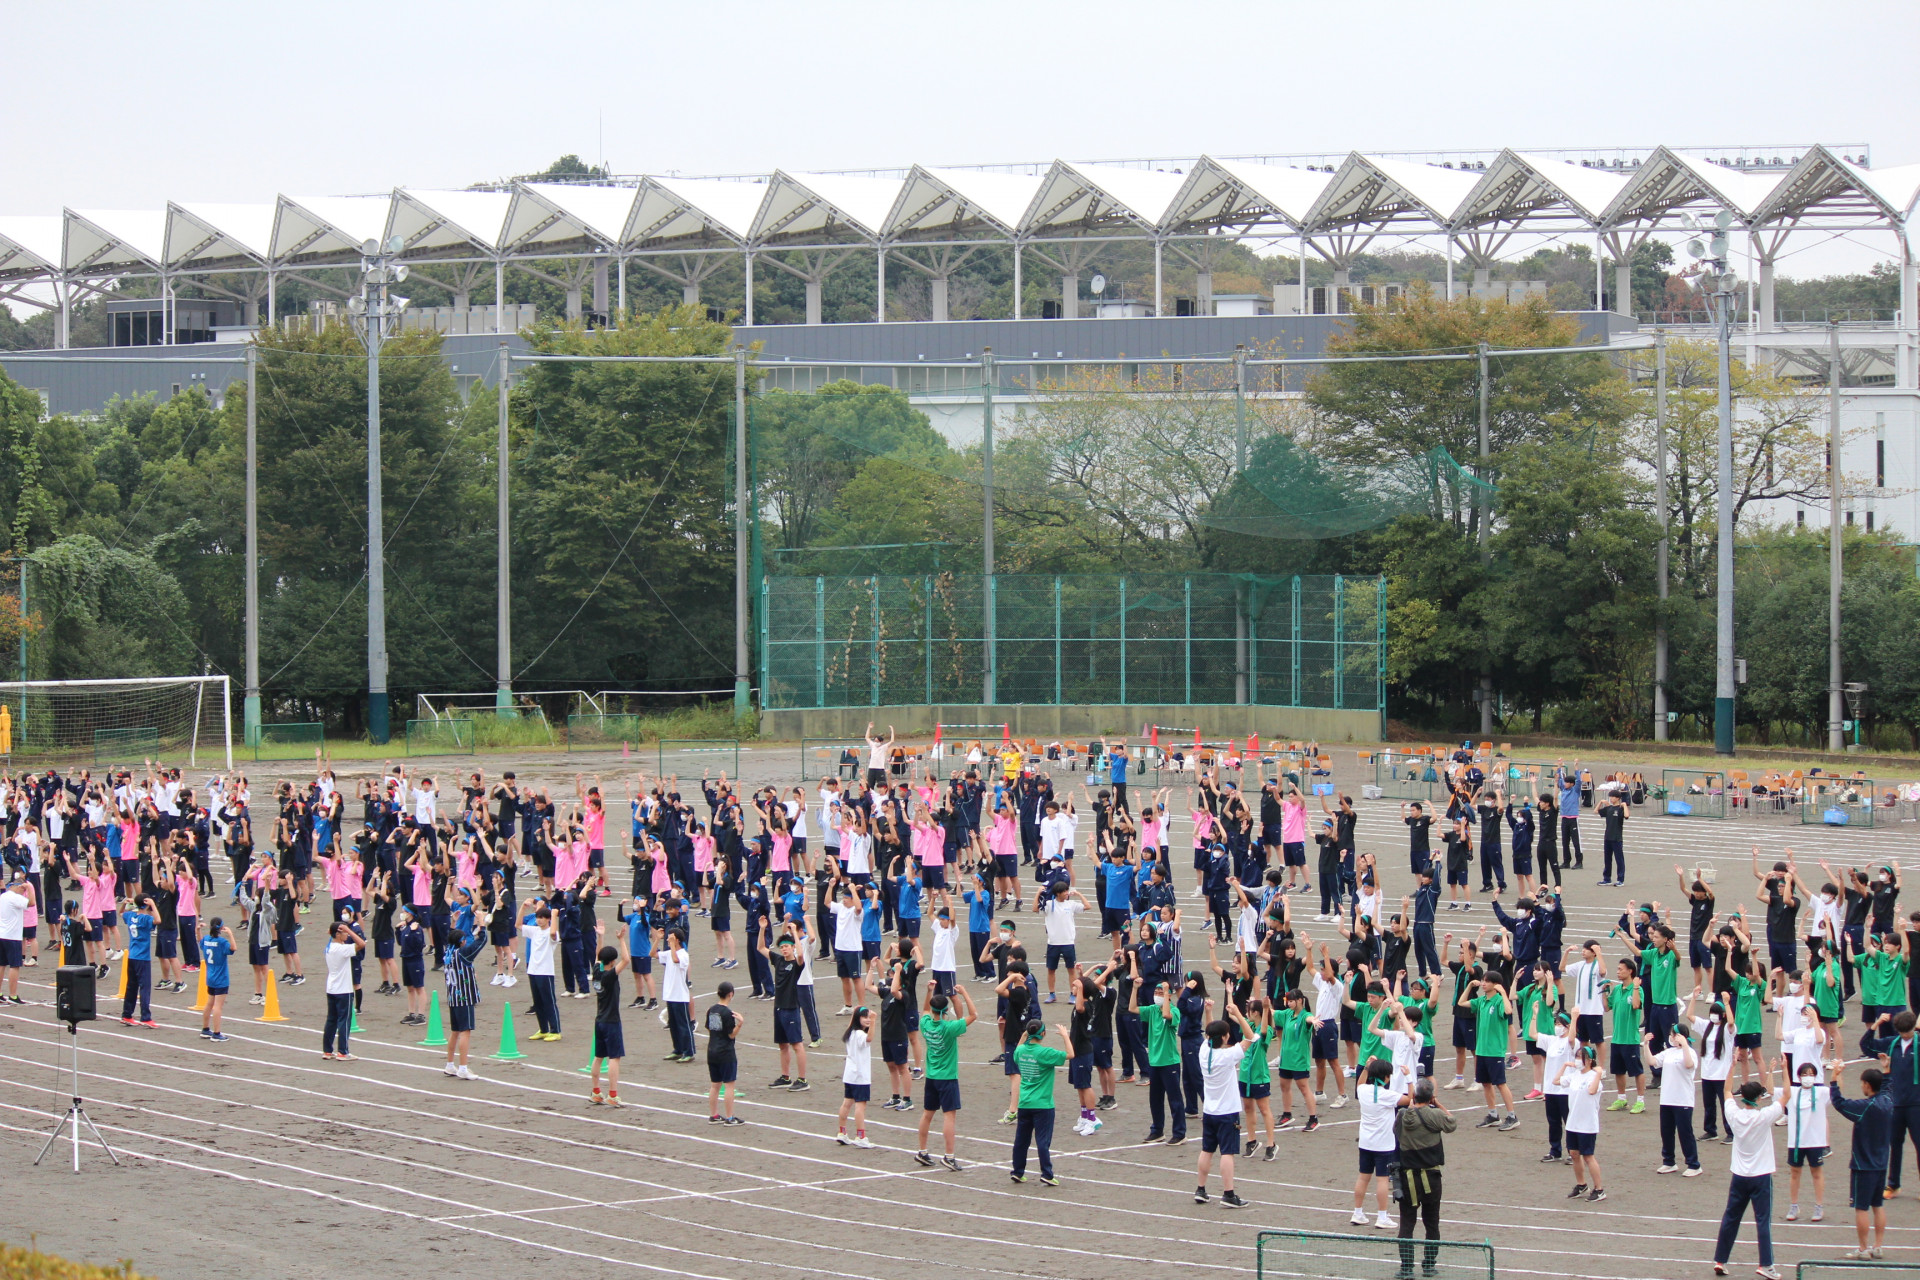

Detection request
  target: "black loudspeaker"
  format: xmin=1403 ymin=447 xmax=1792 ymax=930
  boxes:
xmin=55 ymin=965 xmax=96 ymax=1024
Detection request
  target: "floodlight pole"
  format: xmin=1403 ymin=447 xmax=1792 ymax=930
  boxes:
xmin=496 ymin=341 xmax=513 ymax=713
xmin=1827 ymin=321 xmax=1845 ymax=754
xmin=981 ymin=349 xmax=996 ymax=705
xmin=357 ymin=242 xmax=408 ymax=746
xmin=1712 ymin=279 xmax=1736 ymax=756
xmin=1477 ymin=341 xmax=1493 ymax=737
xmin=1234 ymin=345 xmax=1248 ymax=705
xmin=1653 ymin=329 xmax=1669 ymax=742
xmin=244 ymin=342 xmax=260 ymax=746
xmin=734 ymin=347 xmax=751 ymax=720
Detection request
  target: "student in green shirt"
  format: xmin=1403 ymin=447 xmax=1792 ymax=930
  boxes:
xmin=1142 ymin=980 xmax=1186 ymax=1143
xmin=1347 ymin=971 xmax=1390 ymax=1067
xmin=1730 ymin=962 xmax=1767 ymax=1086
xmin=1236 ymin=997 xmax=1278 ymax=1158
xmin=1009 ymin=1020 xmax=1071 ymax=1185
xmin=1401 ymin=976 xmax=1438 ymax=1083
xmin=1461 ymin=973 xmax=1518 ymax=1129
xmin=1809 ymin=939 xmax=1843 ymax=1028
xmin=1273 ymin=988 xmax=1320 ymax=1133
xmin=1515 ymin=973 xmax=1556 ymax=1099
xmin=913 ymin=983 xmax=977 ymax=1171
xmin=1639 ymin=926 xmax=1682 ymax=1086
xmin=1606 ymin=958 xmax=1646 ymax=1112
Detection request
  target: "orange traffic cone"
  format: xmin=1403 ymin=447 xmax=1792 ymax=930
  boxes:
xmin=258 ymin=975 xmax=289 ymax=1023
xmin=192 ymin=960 xmax=210 ymax=1013
xmin=114 ymin=951 xmax=129 ymax=1001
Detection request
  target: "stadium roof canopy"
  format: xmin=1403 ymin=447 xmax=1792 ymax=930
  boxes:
xmin=3 ymin=143 xmax=1909 ymax=338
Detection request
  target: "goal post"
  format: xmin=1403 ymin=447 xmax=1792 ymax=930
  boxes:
xmin=0 ymin=676 xmax=233 ymax=771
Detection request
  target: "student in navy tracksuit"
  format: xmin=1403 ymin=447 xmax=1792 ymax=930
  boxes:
xmin=1829 ymin=1068 xmax=1895 ymax=1258
xmin=1863 ymin=1010 xmax=1919 ymax=1201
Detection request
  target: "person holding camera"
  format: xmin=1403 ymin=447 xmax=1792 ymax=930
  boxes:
xmin=1395 ymin=1077 xmax=1456 ymax=1277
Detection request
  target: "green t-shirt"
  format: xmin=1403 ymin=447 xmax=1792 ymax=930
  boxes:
xmin=1144 ymin=1000 xmax=1180 ymax=1067
xmin=1640 ymin=946 xmax=1679 ymax=1006
xmin=1609 ymin=983 xmax=1642 ymax=1042
xmin=1359 ymin=1002 xmax=1392 ymax=1065
xmin=1733 ymin=976 xmax=1764 ymax=1035
xmin=921 ymin=1014 xmax=968 ymax=1080
xmin=1014 ymin=1041 xmax=1068 ymax=1109
xmin=1812 ymin=959 xmax=1843 ymax=1020
xmin=1276 ymin=1011 xmax=1313 ymax=1073
xmin=1856 ymin=952 xmax=1908 ymax=1007
xmin=1516 ymin=984 xmax=1544 ymax=1043
xmin=1404 ymin=997 xmax=1437 ymax=1048
xmin=1239 ymin=1025 xmax=1274 ymax=1084
xmin=1472 ymin=993 xmax=1510 ymax=1059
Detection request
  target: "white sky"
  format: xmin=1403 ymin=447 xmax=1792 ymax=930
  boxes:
xmin=7 ymin=0 xmax=1917 ymax=279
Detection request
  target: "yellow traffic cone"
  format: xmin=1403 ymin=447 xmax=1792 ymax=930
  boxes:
xmin=192 ymin=960 xmax=210 ymax=1013
xmin=114 ymin=952 xmax=128 ymax=1001
xmin=258 ymin=975 xmax=289 ymax=1023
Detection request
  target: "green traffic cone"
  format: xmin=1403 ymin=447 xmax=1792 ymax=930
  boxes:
xmin=420 ymin=990 xmax=447 ymax=1047
xmin=350 ymin=1000 xmax=365 ymax=1033
xmin=578 ymin=1043 xmax=596 ymax=1074
xmin=490 ymin=1001 xmax=527 ymax=1061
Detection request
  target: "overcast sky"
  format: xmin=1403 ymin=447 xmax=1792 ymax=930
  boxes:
xmin=8 ymin=0 xmax=1917 ymax=276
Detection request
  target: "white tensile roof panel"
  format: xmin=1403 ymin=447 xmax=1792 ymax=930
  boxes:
xmin=628 ymin=177 xmax=766 ymax=246
xmin=272 ymin=195 xmax=394 ymax=261
xmin=0 ymin=216 xmax=64 ymax=278
xmin=390 ymin=189 xmax=513 ymax=253
xmin=1164 ymin=157 xmax=1335 ymax=230
xmin=65 ymin=208 xmax=166 ymax=272
xmin=756 ymin=172 xmax=902 ymax=241
xmin=1022 ymin=161 xmax=1186 ymax=233
xmin=166 ymin=202 xmax=275 ymax=267
xmin=886 ymin=166 xmax=1043 ymax=237
xmin=503 ymin=183 xmax=636 ymax=251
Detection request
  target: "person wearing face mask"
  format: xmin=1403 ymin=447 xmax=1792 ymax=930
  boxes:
xmin=1711 ymin=1059 xmax=1786 ymax=1279
xmin=1783 ymin=1057 xmax=1831 ymax=1223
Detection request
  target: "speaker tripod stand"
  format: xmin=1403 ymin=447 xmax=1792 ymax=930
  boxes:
xmin=35 ymin=1021 xmax=120 ymax=1173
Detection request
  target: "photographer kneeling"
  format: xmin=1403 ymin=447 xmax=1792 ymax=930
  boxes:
xmin=1395 ymin=1077 xmax=1456 ymax=1278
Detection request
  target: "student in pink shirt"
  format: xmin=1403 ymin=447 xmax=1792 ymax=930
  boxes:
xmin=989 ymin=801 xmax=1021 ymax=908
xmin=577 ymin=775 xmax=607 ymax=877
xmin=1281 ymin=788 xmax=1310 ymax=894
xmin=174 ymin=860 xmax=201 ymax=972
xmin=1191 ymin=806 xmax=1217 ymax=895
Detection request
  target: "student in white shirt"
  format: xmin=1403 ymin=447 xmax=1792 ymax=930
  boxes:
xmin=1555 ymin=1044 xmax=1606 ymax=1201
xmin=837 ymin=1006 xmax=875 ymax=1147
xmin=521 ymin=908 xmax=562 ymax=1039
xmin=1644 ymin=1024 xmax=1701 ymax=1174
xmin=828 ymin=883 xmax=868 ymax=1012
xmin=1783 ymin=1059 xmax=1830 ymax=1224
xmin=660 ymin=931 xmax=694 ymax=1061
xmin=320 ymin=922 xmax=367 ymax=1061
xmin=929 ymin=907 xmax=959 ymax=995
xmin=1714 ymin=1064 xmax=1787 ymax=1279
xmin=1032 ymin=881 xmax=1087 ymax=1002
xmin=0 ymin=879 xmax=28 ymax=1001
xmin=1564 ymin=943 xmax=1609 ymax=1047
xmin=1195 ymin=1005 xmax=1253 ymax=1208
xmin=1688 ymin=994 xmax=1736 ymax=1142
xmin=1351 ymin=1059 xmax=1405 ymax=1228
xmin=1539 ymin=1013 xmax=1577 ymax=1161
xmin=1311 ymin=950 xmax=1349 ymax=1107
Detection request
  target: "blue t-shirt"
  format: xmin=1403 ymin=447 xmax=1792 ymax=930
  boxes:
xmin=627 ymin=912 xmax=652 ymax=958
xmin=125 ymin=911 xmax=155 ymax=962
xmin=105 ymin=825 xmax=122 ymax=860
xmin=1104 ymin=863 xmax=1137 ymax=910
xmin=780 ymin=888 xmax=805 ymax=924
xmin=201 ymin=933 xmax=234 ymax=989
xmin=964 ymin=889 xmax=994 ymax=934
xmin=897 ymin=878 xmax=922 ymax=921
xmin=1110 ymin=753 xmax=1127 ymax=786
xmin=860 ymin=899 xmax=882 ymax=943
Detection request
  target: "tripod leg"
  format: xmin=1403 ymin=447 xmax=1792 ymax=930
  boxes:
xmin=31 ymin=1110 xmax=70 ymax=1167
xmin=76 ymin=1107 xmax=122 ymax=1166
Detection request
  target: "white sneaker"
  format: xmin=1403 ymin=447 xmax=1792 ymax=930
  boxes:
xmin=489 ymin=974 xmax=505 ymax=986
xmin=851 ymin=1136 xmax=873 ymax=1149
xmin=1330 ymin=1094 xmax=1349 ymax=1109
xmin=443 ymin=1062 xmax=459 ymax=1077
xmin=835 ymin=1006 xmax=854 ymax=1016
xmin=1375 ymin=1211 xmax=1394 ymax=1230
xmin=503 ymin=974 xmax=517 ymax=988
xmin=1443 ymin=1076 xmax=1464 ymax=1090
xmin=457 ymin=1065 xmax=477 ymax=1081
xmin=1085 ymin=1117 xmax=1102 ymax=1134
xmin=1350 ymin=1208 xmax=1369 ymax=1226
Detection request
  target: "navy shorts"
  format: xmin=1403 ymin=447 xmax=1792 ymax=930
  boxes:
xmin=882 ymin=1038 xmax=909 ymax=1065
xmin=923 ymin=1077 xmax=961 ymax=1112
xmin=1452 ymin=1015 xmax=1477 ymax=1050
xmin=278 ymin=933 xmax=299 ymax=956
xmin=1358 ymin=1148 xmax=1395 ymax=1176
xmin=835 ymin=950 xmax=863 ymax=979
xmin=843 ymin=1082 xmax=870 ymax=1102
xmin=921 ymin=865 xmax=946 ymax=891
xmin=1575 ymin=1014 xmax=1605 ymax=1045
xmin=1201 ymin=1112 xmax=1241 ymax=1154
xmin=1341 ymin=1011 xmax=1362 ymax=1045
xmin=1608 ymin=1044 xmax=1643 ymax=1078
xmin=593 ymin=1020 xmax=625 ymax=1060
xmin=898 ymin=918 xmax=921 ymax=938
xmin=995 ymin=855 xmax=1018 ymax=881
xmin=1277 ymin=1068 xmax=1309 ymax=1081
xmin=1193 ymin=847 xmax=1210 ymax=871
xmin=207 ymin=984 xmax=229 ymax=997
xmin=773 ymin=1008 xmax=802 ymax=1044
xmin=1239 ymin=1080 xmax=1272 ymax=1099
xmin=448 ymin=1004 xmax=475 ymax=1034
xmin=1312 ymin=1021 xmax=1339 ymax=1061
xmin=250 ymin=942 xmax=272 ymax=968
xmin=1475 ymin=1057 xmax=1507 ymax=1086
xmin=1092 ymin=1036 xmax=1114 ymax=1070
xmin=1734 ymin=1031 xmax=1762 ymax=1049
xmin=1850 ymin=1169 xmax=1886 ymax=1210
xmin=0 ymin=938 xmax=20 ymax=968
xmin=402 ymin=958 xmax=425 ymax=988
xmin=375 ymin=937 xmax=394 ymax=960
xmin=861 ymin=940 xmax=882 ymax=961
xmin=1101 ymin=908 xmax=1128 ymax=935
xmin=156 ymin=932 xmax=177 ymax=959
xmin=708 ymin=1055 xmax=738 ymax=1084
xmin=1567 ymin=1130 xmax=1596 ymax=1156
xmin=1283 ymin=841 xmax=1306 ymax=868
xmin=1067 ymin=1054 xmax=1093 ymax=1089
xmin=1786 ymin=1145 xmax=1827 ymax=1168
xmin=1045 ymin=943 xmax=1076 ymax=972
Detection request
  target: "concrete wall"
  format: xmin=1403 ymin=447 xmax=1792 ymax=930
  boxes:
xmin=761 ymin=703 xmax=1382 ymax=744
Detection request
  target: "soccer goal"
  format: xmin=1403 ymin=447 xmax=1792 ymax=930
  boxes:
xmin=0 ymin=676 xmax=232 ymax=770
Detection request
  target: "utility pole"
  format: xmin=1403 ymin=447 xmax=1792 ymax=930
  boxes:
xmin=734 ymin=347 xmax=751 ymax=721
xmin=981 ymin=348 xmax=996 ymax=706
xmin=1653 ymin=330 xmax=1669 ymax=742
xmin=244 ymin=342 xmax=260 ymax=744
xmin=1234 ymin=345 xmax=1248 ymax=706
xmin=1477 ymin=340 xmax=1493 ymax=737
xmin=496 ymin=341 xmax=512 ymax=713
xmin=1712 ymin=257 xmax=1737 ymax=756
xmin=1827 ymin=321 xmax=1844 ymax=753
xmin=352 ymin=236 xmax=411 ymax=745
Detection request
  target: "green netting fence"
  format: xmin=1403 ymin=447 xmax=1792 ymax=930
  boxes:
xmin=93 ymin=726 xmax=160 ymax=763
xmin=1255 ymin=1229 xmax=1494 ymax=1280
xmin=761 ymin=572 xmax=1384 ymax=712
xmin=253 ymin=722 xmax=323 ymax=761
xmin=1801 ymin=776 xmax=1876 ymax=828
xmin=1794 ymin=1262 xmax=1910 ymax=1280
xmin=1659 ymin=768 xmax=1727 ymax=818
xmin=406 ymin=717 xmax=475 ymax=756
xmin=568 ymin=713 xmax=643 ymax=752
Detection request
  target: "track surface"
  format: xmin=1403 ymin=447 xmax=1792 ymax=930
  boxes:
xmin=3 ymin=745 xmax=1916 ymax=1278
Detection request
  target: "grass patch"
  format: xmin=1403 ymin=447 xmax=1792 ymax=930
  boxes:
xmin=0 ymin=1243 xmax=149 ymax=1279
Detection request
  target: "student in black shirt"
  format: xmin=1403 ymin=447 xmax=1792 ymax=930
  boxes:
xmin=1400 ymin=802 xmax=1433 ymax=878
xmin=1752 ymin=850 xmax=1805 ymax=973
xmin=702 ymin=981 xmax=744 ymax=1123
xmin=762 ymin=924 xmax=810 ymax=1091
xmin=1596 ymin=792 xmax=1629 ymax=888
xmin=1677 ymin=867 xmax=1716 ymax=994
xmin=587 ymin=922 xmax=628 ymax=1108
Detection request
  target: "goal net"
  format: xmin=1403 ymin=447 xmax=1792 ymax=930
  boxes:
xmin=0 ymin=676 xmax=232 ymax=769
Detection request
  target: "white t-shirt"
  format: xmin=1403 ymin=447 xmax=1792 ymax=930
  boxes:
xmin=1785 ymin=1081 xmax=1830 ymax=1150
xmin=1379 ymin=1028 xmax=1421 ymax=1092
xmin=1540 ymin=1032 xmax=1576 ymax=1096
xmin=867 ymin=741 xmax=888 ymax=771
xmin=522 ymin=922 xmax=556 ymax=976
xmin=1236 ymin=903 xmax=1259 ymax=954
xmin=1784 ymin=1025 xmax=1827 ymax=1083
xmin=1565 ymin=1069 xmax=1603 ymax=1133
xmin=1357 ymin=1082 xmax=1406 ymax=1151
xmin=1810 ymin=894 xmax=1842 ymax=943
xmin=830 ymin=901 xmax=864 ymax=952
xmin=1727 ymin=1097 xmax=1786 ymax=1176
xmin=1040 ymin=814 xmax=1072 ymax=860
xmin=324 ymin=941 xmax=357 ymax=995
xmin=784 ymin=799 xmax=808 ymax=841
xmin=1772 ymin=993 xmax=1809 ymax=1039
xmin=1199 ymin=1041 xmax=1246 ymax=1117
xmin=661 ymin=948 xmax=691 ymax=1003
xmin=1691 ymin=1017 xmax=1735 ymax=1081
xmin=1312 ymin=972 xmax=1344 ymax=1021
xmin=1652 ymin=1044 xmax=1698 ymax=1108
xmin=931 ymin=920 xmax=958 ymax=973
xmin=846 ymin=832 xmax=872 ymax=876
xmin=1041 ymin=897 xmax=1084 ymax=946
xmin=0 ymin=887 xmax=26 ymax=941
xmin=843 ymin=1027 xmax=872 ymax=1085
xmin=1567 ymin=959 xmax=1607 ymax=1016
xmin=412 ymin=787 xmax=437 ymax=825
xmin=817 ymin=787 xmax=842 ymax=847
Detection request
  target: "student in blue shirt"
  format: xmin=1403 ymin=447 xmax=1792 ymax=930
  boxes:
xmin=120 ymin=895 xmax=157 ymax=1026
xmin=1102 ymin=850 xmax=1138 ymax=941
xmin=1109 ymin=740 xmax=1129 ymax=813
xmin=620 ymin=898 xmax=656 ymax=1008
xmin=964 ymin=874 xmax=996 ymax=980
xmin=198 ymin=917 xmax=235 ymax=1041
xmin=897 ymin=867 xmax=924 ymax=939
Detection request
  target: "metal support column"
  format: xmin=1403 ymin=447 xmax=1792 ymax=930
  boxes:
xmin=1828 ymin=322 xmax=1845 ymax=753
xmin=1654 ymin=331 xmax=1670 ymax=741
xmin=243 ymin=343 xmax=260 ymax=745
xmin=876 ymin=247 xmax=886 ymax=323
xmin=1290 ymin=576 xmax=1301 ymax=706
xmin=365 ymin=284 xmax=388 ymax=745
xmin=1376 ymin=577 xmax=1389 ymax=739
xmin=814 ymin=576 xmax=826 ymax=707
xmin=1012 ymin=245 xmax=1022 ymax=320
xmin=981 ymin=350 xmax=996 ymax=704
xmin=496 ymin=342 xmax=513 ymax=712
xmin=870 ymin=577 xmax=881 ymax=706
xmin=734 ymin=349 xmax=751 ymax=719
xmin=1118 ymin=577 xmax=1127 ymax=706
xmin=1053 ymin=576 xmax=1062 ymax=705
xmin=1154 ymin=239 xmax=1163 ymax=316
xmin=744 ymin=251 xmax=755 ymax=327
xmin=1713 ymin=284 xmax=1737 ymax=755
xmin=925 ymin=575 xmax=934 ymax=706
xmin=1183 ymin=576 xmax=1192 ymax=705
xmin=1477 ymin=341 xmax=1493 ymax=735
xmin=1333 ymin=576 xmax=1346 ymax=709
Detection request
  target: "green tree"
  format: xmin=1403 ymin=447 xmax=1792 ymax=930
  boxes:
xmin=753 ymin=380 xmax=950 ymax=550
xmin=25 ymin=534 xmax=195 ymax=678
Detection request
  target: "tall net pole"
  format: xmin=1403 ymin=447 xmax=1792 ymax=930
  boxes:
xmin=734 ymin=348 xmax=751 ymax=720
xmin=1713 ymin=281 xmax=1737 ymax=755
xmin=1654 ymin=330 xmax=1669 ymax=742
xmin=497 ymin=341 xmax=513 ymax=712
xmin=244 ymin=343 xmax=260 ymax=745
xmin=981 ymin=349 xmax=996 ymax=705
xmin=1827 ymin=321 xmax=1845 ymax=753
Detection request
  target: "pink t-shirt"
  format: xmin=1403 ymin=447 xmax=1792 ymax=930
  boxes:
xmin=337 ymin=860 xmax=364 ymax=902
xmin=78 ymin=874 xmax=102 ymax=920
xmin=692 ymin=834 xmax=715 ymax=874
xmin=555 ymin=840 xmax=590 ymax=888
xmin=1281 ymin=798 xmax=1307 ymax=844
xmin=119 ymin=821 xmax=139 ymax=856
xmin=1142 ymin=816 xmax=1162 ymax=848
xmin=454 ymin=848 xmax=480 ymax=891
xmin=1192 ymin=810 xmax=1215 ymax=849
xmin=584 ymin=807 xmax=605 ymax=850
xmin=650 ymin=853 xmax=673 ymax=895
xmin=176 ymin=875 xmax=199 ymax=919
xmin=770 ymin=831 xmax=792 ymax=874
xmin=410 ymin=862 xmax=432 ymax=907
xmin=989 ymin=813 xmax=1019 ymax=860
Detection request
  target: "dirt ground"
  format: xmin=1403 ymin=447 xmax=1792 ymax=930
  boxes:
xmin=2 ymin=744 xmax=1914 ymax=1279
